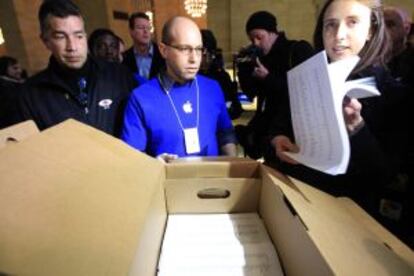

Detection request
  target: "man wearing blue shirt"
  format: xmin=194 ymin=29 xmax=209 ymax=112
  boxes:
xmin=122 ymin=12 xmax=165 ymax=84
xmin=122 ymin=16 xmax=237 ymax=159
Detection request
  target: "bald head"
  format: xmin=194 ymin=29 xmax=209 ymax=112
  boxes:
xmin=162 ymin=16 xmax=201 ymax=45
xmin=385 ymin=7 xmax=412 ymax=33
xmin=384 ymin=7 xmax=412 ymax=55
xmin=159 ymin=16 xmax=203 ymax=83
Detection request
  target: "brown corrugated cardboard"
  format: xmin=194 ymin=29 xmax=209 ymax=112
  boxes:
xmin=0 ymin=120 xmax=164 ymax=275
xmin=266 ymin=168 xmax=414 ymax=275
xmin=0 ymin=120 xmax=38 ymax=148
xmin=0 ymin=119 xmax=413 ymax=276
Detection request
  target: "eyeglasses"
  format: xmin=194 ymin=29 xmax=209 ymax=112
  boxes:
xmin=165 ymin=44 xmax=206 ymax=56
xmin=134 ymin=26 xmax=151 ymax=31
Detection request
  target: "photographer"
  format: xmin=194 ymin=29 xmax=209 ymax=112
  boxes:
xmin=236 ymin=11 xmax=313 ymax=160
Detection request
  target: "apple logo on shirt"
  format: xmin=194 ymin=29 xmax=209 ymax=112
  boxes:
xmin=182 ymin=101 xmax=193 ymax=114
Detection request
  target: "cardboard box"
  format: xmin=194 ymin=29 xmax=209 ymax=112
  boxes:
xmin=0 ymin=119 xmax=413 ymax=275
xmin=0 ymin=120 xmax=38 ymax=148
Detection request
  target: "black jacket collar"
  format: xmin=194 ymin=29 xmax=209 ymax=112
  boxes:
xmin=31 ymin=55 xmax=99 ymax=96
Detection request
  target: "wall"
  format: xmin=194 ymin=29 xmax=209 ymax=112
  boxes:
xmin=153 ymin=0 xmax=207 ymax=43
xmin=385 ymin=0 xmax=414 ymax=15
xmin=208 ymin=0 xmax=414 ymax=65
xmin=0 ymin=45 xmax=6 ymax=57
xmin=0 ymin=0 xmax=47 ymax=75
xmin=104 ymin=0 xmax=133 ymax=48
xmin=75 ymin=0 xmax=109 ymax=34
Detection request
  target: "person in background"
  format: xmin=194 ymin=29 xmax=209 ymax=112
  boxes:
xmin=270 ymin=0 xmax=411 ymax=222
xmin=384 ymin=6 xmax=411 ymax=57
xmin=122 ymin=12 xmax=165 ymax=84
xmin=17 ymin=0 xmax=134 ymax=136
xmin=0 ymin=56 xmax=25 ymax=83
xmin=384 ymin=6 xmax=414 ymax=87
xmin=199 ymin=29 xmax=243 ymax=120
xmin=122 ymin=16 xmax=237 ymax=160
xmin=88 ymin=28 xmax=121 ymax=63
xmin=236 ymin=10 xmax=314 ymax=161
xmin=0 ymin=56 xmax=26 ymax=128
xmin=408 ymin=23 xmax=414 ymax=50
xmin=384 ymin=6 xmax=414 ymax=245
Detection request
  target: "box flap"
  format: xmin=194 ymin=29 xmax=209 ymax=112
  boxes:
xmin=0 ymin=120 xmax=39 ymax=148
xmin=259 ymin=166 xmax=333 ymax=276
xmin=167 ymin=157 xmax=260 ymax=178
xmin=264 ymin=166 xmax=414 ymax=275
xmin=0 ymin=120 xmax=165 ymax=276
xmin=337 ymin=197 xmax=414 ymax=268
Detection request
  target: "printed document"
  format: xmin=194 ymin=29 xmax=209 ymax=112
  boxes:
xmin=285 ymin=51 xmax=379 ymax=175
xmin=157 ymin=213 xmax=284 ymax=276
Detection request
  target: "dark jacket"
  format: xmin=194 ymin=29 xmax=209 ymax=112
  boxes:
xmin=387 ymin=47 xmax=414 ymax=87
xmin=239 ymin=33 xmax=313 ymax=120
xmin=0 ymin=77 xmax=23 ymax=129
xmin=200 ymin=68 xmax=242 ymax=120
xmin=271 ymin=65 xmax=412 ymax=214
xmin=17 ymin=56 xmax=135 ymax=136
xmin=122 ymin=42 xmax=165 ymax=79
xmin=237 ymin=32 xmax=314 ymax=159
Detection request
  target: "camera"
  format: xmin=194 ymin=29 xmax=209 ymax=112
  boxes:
xmin=234 ymin=45 xmax=263 ymax=84
xmin=235 ymin=45 xmax=262 ymax=66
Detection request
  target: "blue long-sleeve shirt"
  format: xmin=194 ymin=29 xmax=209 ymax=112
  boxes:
xmin=122 ymin=74 xmax=236 ymax=157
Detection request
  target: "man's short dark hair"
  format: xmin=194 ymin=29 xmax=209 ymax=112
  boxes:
xmin=128 ymin=12 xmax=150 ymax=29
xmin=38 ymin=0 xmax=83 ymax=36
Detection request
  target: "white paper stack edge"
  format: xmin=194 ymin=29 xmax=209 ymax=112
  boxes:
xmin=157 ymin=213 xmax=284 ymax=276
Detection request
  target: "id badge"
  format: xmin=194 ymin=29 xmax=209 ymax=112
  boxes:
xmin=183 ymin=128 xmax=200 ymax=154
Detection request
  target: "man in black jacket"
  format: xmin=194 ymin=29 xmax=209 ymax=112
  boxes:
xmin=122 ymin=12 xmax=165 ymax=83
xmin=18 ymin=0 xmax=134 ymax=137
xmin=236 ymin=10 xmax=314 ymax=160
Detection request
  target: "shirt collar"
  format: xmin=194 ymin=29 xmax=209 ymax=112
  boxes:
xmin=158 ymin=70 xmax=194 ymax=93
xmin=134 ymin=43 xmax=154 ymax=57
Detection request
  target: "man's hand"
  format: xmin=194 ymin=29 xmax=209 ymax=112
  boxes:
xmin=252 ymin=58 xmax=269 ymax=79
xmin=271 ymin=135 xmax=299 ymax=164
xmin=343 ymin=97 xmax=364 ymax=135
xmin=156 ymin=153 xmax=178 ymax=163
xmin=221 ymin=143 xmax=237 ymax=157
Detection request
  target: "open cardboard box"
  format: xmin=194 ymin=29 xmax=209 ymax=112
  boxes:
xmin=0 ymin=120 xmax=413 ymax=275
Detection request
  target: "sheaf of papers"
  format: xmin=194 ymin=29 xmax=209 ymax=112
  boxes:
xmin=157 ymin=213 xmax=284 ymax=276
xmin=285 ymin=51 xmax=379 ymax=175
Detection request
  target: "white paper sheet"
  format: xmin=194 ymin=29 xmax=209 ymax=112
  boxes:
xmin=285 ymin=51 xmax=379 ymax=175
xmin=157 ymin=213 xmax=284 ymax=276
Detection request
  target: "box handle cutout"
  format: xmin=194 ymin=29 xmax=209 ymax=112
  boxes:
xmin=3 ymin=136 xmax=18 ymax=145
xmin=197 ymin=188 xmax=230 ymax=199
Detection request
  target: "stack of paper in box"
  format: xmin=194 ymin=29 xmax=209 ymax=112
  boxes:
xmin=158 ymin=213 xmax=284 ymax=276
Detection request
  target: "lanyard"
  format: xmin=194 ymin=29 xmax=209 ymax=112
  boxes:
xmin=164 ymin=77 xmax=200 ymax=131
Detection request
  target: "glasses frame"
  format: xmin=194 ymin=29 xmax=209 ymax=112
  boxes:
xmin=165 ymin=43 xmax=206 ymax=56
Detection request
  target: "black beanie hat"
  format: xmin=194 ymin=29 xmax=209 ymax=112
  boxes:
xmin=245 ymin=11 xmax=277 ymax=34
xmin=201 ymin=29 xmax=217 ymax=52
